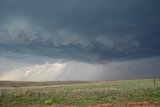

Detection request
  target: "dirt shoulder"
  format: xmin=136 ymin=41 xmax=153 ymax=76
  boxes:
xmin=16 ymin=101 xmax=160 ymax=107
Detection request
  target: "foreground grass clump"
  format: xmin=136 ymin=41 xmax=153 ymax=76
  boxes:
xmin=0 ymin=79 xmax=160 ymax=106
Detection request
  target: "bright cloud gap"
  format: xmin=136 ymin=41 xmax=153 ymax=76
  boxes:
xmin=0 ymin=57 xmax=159 ymax=81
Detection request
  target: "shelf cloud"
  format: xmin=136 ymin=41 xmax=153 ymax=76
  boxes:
xmin=0 ymin=0 xmax=160 ymax=80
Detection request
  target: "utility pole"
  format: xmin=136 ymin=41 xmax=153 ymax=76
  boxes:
xmin=154 ymin=75 xmax=156 ymax=87
xmin=12 ymin=82 xmax=18 ymax=96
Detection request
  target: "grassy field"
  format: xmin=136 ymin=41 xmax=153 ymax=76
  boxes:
xmin=0 ymin=79 xmax=160 ymax=107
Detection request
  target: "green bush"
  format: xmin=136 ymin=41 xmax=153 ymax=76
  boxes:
xmin=44 ymin=99 xmax=54 ymax=105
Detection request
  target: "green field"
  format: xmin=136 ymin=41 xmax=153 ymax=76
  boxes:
xmin=0 ymin=79 xmax=160 ymax=107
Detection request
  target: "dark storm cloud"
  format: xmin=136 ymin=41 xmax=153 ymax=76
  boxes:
xmin=0 ymin=0 xmax=160 ymax=63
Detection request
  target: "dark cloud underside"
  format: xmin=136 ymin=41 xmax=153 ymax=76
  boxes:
xmin=0 ymin=0 xmax=160 ymax=63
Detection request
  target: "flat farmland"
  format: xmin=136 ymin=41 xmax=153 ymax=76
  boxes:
xmin=0 ymin=79 xmax=160 ymax=107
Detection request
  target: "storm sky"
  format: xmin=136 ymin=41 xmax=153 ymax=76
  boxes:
xmin=0 ymin=0 xmax=160 ymax=81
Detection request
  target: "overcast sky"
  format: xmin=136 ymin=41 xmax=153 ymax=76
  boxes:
xmin=0 ymin=0 xmax=160 ymax=81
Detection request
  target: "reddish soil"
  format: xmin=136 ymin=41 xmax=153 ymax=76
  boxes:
xmin=17 ymin=101 xmax=160 ymax=107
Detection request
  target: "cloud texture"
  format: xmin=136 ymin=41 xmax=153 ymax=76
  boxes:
xmin=0 ymin=0 xmax=160 ymax=80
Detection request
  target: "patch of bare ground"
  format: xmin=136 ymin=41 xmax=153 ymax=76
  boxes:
xmin=16 ymin=101 xmax=160 ymax=107
xmin=126 ymin=101 xmax=160 ymax=107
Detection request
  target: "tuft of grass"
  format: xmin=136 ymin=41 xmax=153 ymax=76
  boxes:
xmin=44 ymin=99 xmax=55 ymax=105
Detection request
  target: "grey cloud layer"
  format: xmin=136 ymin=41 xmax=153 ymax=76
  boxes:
xmin=0 ymin=0 xmax=160 ymax=63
